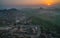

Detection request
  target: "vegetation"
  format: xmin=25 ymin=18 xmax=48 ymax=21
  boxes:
xmin=31 ymin=17 xmax=60 ymax=38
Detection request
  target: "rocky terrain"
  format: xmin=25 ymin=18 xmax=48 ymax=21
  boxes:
xmin=0 ymin=8 xmax=60 ymax=38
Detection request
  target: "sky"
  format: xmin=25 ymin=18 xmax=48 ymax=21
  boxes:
xmin=0 ymin=0 xmax=60 ymax=9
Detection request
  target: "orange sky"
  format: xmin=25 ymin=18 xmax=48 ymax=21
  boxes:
xmin=1 ymin=0 xmax=60 ymax=6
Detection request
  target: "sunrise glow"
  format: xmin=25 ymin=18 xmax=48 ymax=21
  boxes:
xmin=0 ymin=0 xmax=60 ymax=6
xmin=44 ymin=0 xmax=54 ymax=6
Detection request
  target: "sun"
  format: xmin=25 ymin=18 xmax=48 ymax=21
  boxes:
xmin=48 ymin=3 xmax=51 ymax=6
xmin=45 ymin=0 xmax=53 ymax=6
